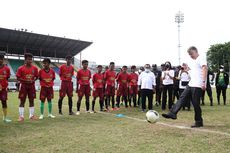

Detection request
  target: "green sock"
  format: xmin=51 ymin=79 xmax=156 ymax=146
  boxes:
xmin=48 ymin=101 xmax=52 ymax=114
xmin=40 ymin=101 xmax=45 ymax=115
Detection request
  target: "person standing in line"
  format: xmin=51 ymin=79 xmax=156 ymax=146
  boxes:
xmin=138 ymin=64 xmax=156 ymax=112
xmin=128 ymin=65 xmax=138 ymax=107
xmin=17 ymin=53 xmax=39 ymax=122
xmin=178 ymin=63 xmax=191 ymax=111
xmin=0 ymin=52 xmax=11 ymax=123
xmin=162 ymin=46 xmax=207 ymax=128
xmin=161 ymin=61 xmax=175 ymax=110
xmin=215 ymin=65 xmax=229 ymax=105
xmin=152 ymin=64 xmax=162 ymax=106
xmin=58 ymin=55 xmax=74 ymax=115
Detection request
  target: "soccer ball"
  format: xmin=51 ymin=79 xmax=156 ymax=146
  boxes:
xmin=146 ymin=110 xmax=160 ymax=123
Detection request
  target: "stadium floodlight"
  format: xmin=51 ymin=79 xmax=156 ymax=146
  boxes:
xmin=175 ymin=11 xmax=184 ymax=65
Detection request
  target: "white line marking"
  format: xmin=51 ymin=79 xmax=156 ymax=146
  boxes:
xmin=57 ymin=103 xmax=230 ymax=137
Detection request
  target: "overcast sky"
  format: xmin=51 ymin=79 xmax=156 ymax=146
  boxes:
xmin=1 ymin=0 xmax=230 ymax=66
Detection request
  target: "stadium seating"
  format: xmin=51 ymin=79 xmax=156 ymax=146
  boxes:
xmin=8 ymin=59 xmax=24 ymax=73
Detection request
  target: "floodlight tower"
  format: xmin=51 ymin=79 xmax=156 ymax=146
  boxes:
xmin=175 ymin=11 xmax=184 ymax=65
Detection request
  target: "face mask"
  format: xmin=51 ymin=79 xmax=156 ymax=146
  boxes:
xmin=220 ymin=69 xmax=224 ymax=72
xmin=145 ymin=68 xmax=150 ymax=72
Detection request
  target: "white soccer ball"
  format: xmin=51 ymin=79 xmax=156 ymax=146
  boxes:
xmin=146 ymin=110 xmax=160 ymax=123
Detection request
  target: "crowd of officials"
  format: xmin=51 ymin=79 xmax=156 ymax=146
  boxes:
xmin=0 ymin=48 xmax=229 ymax=123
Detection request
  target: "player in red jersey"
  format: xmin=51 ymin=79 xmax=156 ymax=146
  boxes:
xmin=16 ymin=53 xmax=38 ymax=122
xmin=92 ymin=65 xmax=104 ymax=112
xmin=104 ymin=62 xmax=116 ymax=110
xmin=116 ymin=65 xmax=129 ymax=108
xmin=38 ymin=58 xmax=56 ymax=119
xmin=0 ymin=52 xmax=11 ymax=123
xmin=58 ymin=55 xmax=74 ymax=115
xmin=76 ymin=60 xmax=91 ymax=115
xmin=128 ymin=65 xmax=138 ymax=107
xmin=102 ymin=66 xmax=109 ymax=109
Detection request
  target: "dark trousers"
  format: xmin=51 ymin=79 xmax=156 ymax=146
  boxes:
xmin=171 ymin=86 xmax=203 ymax=122
xmin=201 ymin=83 xmax=213 ymax=105
xmin=141 ymin=89 xmax=153 ymax=110
xmin=162 ymin=84 xmax=173 ymax=110
xmin=216 ymin=86 xmax=227 ymax=105
xmin=155 ymin=86 xmax=162 ymax=104
xmin=179 ymin=89 xmax=191 ymax=110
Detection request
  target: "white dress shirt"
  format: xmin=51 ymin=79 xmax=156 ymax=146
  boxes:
xmin=138 ymin=70 xmax=156 ymax=90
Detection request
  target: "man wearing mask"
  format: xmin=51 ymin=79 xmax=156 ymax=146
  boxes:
xmin=138 ymin=64 xmax=156 ymax=112
xmin=215 ymin=65 xmax=229 ymax=105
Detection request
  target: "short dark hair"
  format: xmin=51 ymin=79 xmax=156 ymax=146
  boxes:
xmin=97 ymin=65 xmax=102 ymax=68
xmin=0 ymin=51 xmax=5 ymax=59
xmin=24 ymin=53 xmax=33 ymax=59
xmin=109 ymin=62 xmax=115 ymax=65
xmin=43 ymin=58 xmax=51 ymax=64
xmin=122 ymin=65 xmax=127 ymax=69
xmin=82 ymin=60 xmax=88 ymax=64
xmin=131 ymin=65 xmax=136 ymax=69
xmin=65 ymin=55 xmax=72 ymax=60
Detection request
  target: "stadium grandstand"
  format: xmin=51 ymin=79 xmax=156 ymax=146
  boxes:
xmin=0 ymin=27 xmax=92 ymax=91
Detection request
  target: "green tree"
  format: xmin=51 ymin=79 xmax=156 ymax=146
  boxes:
xmin=207 ymin=42 xmax=230 ymax=72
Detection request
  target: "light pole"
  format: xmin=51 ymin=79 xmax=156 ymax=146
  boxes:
xmin=175 ymin=11 xmax=184 ymax=65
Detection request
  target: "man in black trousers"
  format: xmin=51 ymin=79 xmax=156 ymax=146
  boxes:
xmin=162 ymin=46 xmax=207 ymax=128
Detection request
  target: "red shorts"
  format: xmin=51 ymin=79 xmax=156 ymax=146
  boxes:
xmin=59 ymin=81 xmax=73 ymax=98
xmin=0 ymin=88 xmax=7 ymax=101
xmin=93 ymin=88 xmax=104 ymax=100
xmin=78 ymin=84 xmax=91 ymax=97
xmin=129 ymin=85 xmax=138 ymax=95
xmin=18 ymin=83 xmax=36 ymax=101
xmin=105 ymin=85 xmax=115 ymax=96
xmin=116 ymin=84 xmax=128 ymax=96
xmin=40 ymin=86 xmax=54 ymax=101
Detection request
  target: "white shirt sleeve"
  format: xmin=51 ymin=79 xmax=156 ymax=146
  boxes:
xmin=138 ymin=73 xmax=142 ymax=86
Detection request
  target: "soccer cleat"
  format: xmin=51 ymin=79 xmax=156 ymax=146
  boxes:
xmin=39 ymin=115 xmax=44 ymax=120
xmin=3 ymin=118 xmax=12 ymax=123
xmin=30 ymin=115 xmax=38 ymax=120
xmin=48 ymin=114 xmax=56 ymax=118
xmin=76 ymin=111 xmax=80 ymax=115
xmin=18 ymin=116 xmax=24 ymax=122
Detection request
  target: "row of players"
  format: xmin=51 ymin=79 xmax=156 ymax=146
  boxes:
xmin=1 ymin=52 xmax=154 ymax=122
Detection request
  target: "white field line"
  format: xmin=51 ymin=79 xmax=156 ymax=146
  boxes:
xmin=57 ymin=104 xmax=230 ymax=137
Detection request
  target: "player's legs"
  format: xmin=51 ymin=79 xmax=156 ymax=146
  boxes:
xmin=1 ymin=100 xmax=11 ymax=122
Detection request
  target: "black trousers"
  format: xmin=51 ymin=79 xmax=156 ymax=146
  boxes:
xmin=179 ymin=89 xmax=190 ymax=109
xmin=171 ymin=86 xmax=203 ymax=122
xmin=216 ymin=86 xmax=227 ymax=104
xmin=155 ymin=86 xmax=162 ymax=104
xmin=201 ymin=83 xmax=213 ymax=104
xmin=141 ymin=89 xmax=153 ymax=110
xmin=162 ymin=84 xmax=173 ymax=110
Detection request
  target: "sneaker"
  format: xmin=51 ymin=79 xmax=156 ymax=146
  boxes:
xmin=86 ymin=110 xmax=90 ymax=113
xmin=76 ymin=111 xmax=80 ymax=115
xmin=30 ymin=115 xmax=38 ymax=120
xmin=3 ymin=118 xmax=12 ymax=123
xmin=18 ymin=116 xmax=24 ymax=122
xmin=39 ymin=115 xmax=44 ymax=120
xmin=90 ymin=111 xmax=95 ymax=114
xmin=48 ymin=114 xmax=55 ymax=118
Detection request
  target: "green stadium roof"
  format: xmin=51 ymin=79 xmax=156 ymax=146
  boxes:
xmin=0 ymin=27 xmax=92 ymax=58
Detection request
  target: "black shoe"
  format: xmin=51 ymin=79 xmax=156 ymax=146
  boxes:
xmin=59 ymin=111 xmax=63 ymax=115
xmin=69 ymin=112 xmax=75 ymax=115
xmin=162 ymin=112 xmax=177 ymax=120
xmin=191 ymin=122 xmax=203 ymax=128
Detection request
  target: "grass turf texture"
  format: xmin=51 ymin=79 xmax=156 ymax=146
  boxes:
xmin=0 ymin=89 xmax=230 ymax=153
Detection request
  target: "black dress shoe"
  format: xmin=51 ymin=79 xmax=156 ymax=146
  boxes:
xmin=162 ymin=112 xmax=177 ymax=120
xmin=69 ymin=112 xmax=75 ymax=115
xmin=59 ymin=111 xmax=63 ymax=115
xmin=191 ymin=122 xmax=203 ymax=128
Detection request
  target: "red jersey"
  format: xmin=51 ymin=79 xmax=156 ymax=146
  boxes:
xmin=116 ymin=72 xmax=129 ymax=85
xmin=0 ymin=65 xmax=10 ymax=89
xmin=92 ymin=73 xmax=104 ymax=88
xmin=77 ymin=69 xmax=91 ymax=85
xmin=128 ymin=72 xmax=138 ymax=86
xmin=39 ymin=68 xmax=55 ymax=87
xmin=104 ymin=70 xmax=116 ymax=86
xmin=59 ymin=64 xmax=74 ymax=81
xmin=16 ymin=65 xmax=38 ymax=84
